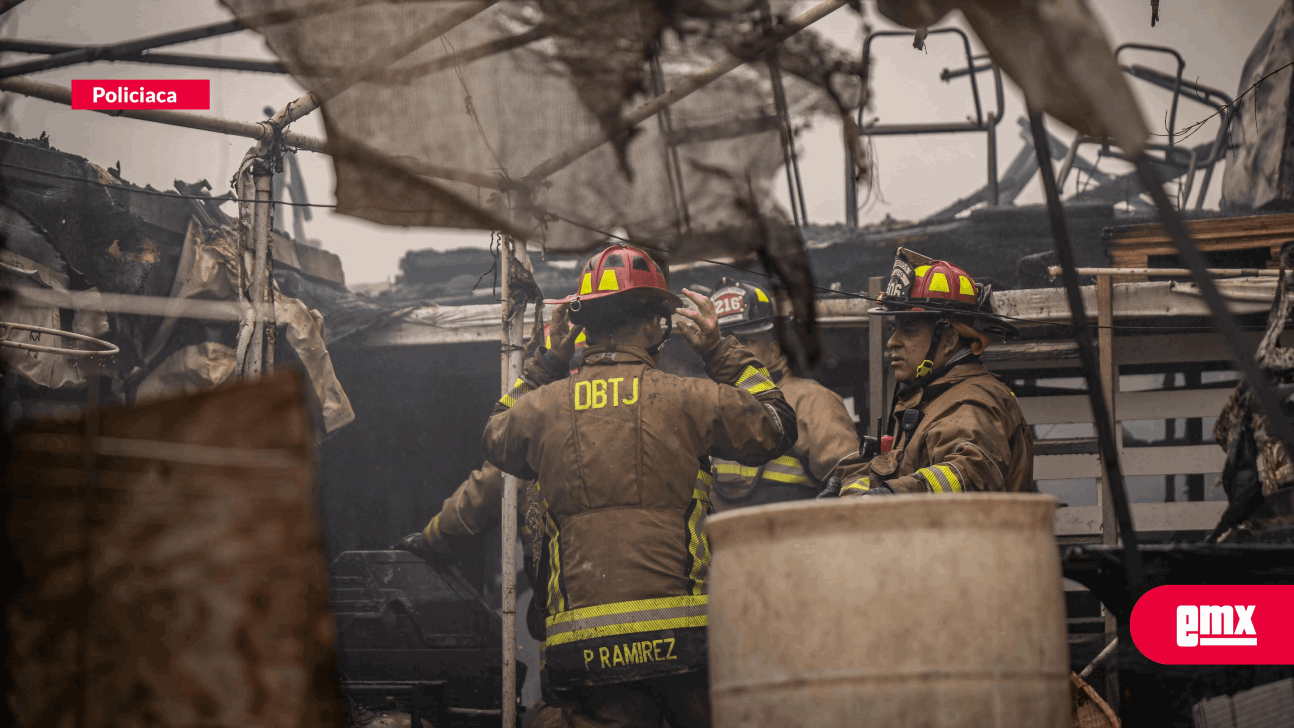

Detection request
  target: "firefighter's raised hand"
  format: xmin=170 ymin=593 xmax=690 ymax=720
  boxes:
xmin=675 ymin=289 xmax=722 ymax=356
xmin=548 ymin=303 xmax=584 ymax=363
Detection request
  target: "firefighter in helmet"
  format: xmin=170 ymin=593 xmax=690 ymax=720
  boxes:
xmin=837 ymin=247 xmax=1034 ymax=496
xmin=481 ymin=244 xmax=797 ymax=727
xmin=705 ymin=278 xmax=867 ymax=509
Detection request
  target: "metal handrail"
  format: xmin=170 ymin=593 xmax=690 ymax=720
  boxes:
xmin=846 ymin=28 xmax=1005 ymax=225
xmin=1116 ymin=43 xmax=1186 ymax=146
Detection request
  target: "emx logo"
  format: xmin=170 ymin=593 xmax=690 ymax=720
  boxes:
xmin=1131 ymin=585 xmax=1294 ymax=664
xmin=1177 ymin=605 xmax=1256 ymax=646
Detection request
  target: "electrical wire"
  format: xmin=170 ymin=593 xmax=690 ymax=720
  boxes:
xmin=4 ymin=159 xmax=1280 ymax=334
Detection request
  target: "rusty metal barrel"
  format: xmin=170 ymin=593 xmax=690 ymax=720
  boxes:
xmin=705 ymin=494 xmax=1070 ymax=728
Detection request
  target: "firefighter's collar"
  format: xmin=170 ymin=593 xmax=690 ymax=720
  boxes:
xmin=895 ymin=360 xmax=990 ymax=408
xmin=579 ymin=344 xmax=657 ymax=369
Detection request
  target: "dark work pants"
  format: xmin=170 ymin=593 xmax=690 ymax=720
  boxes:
xmin=527 ymin=670 xmax=710 ymax=728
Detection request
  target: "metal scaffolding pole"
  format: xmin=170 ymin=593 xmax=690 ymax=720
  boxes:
xmin=498 ymin=236 xmax=525 ymax=728
xmin=0 ymin=3 xmax=348 ymax=78
xmin=0 ymin=40 xmax=285 ymax=74
xmin=246 ymin=166 xmax=275 ymax=378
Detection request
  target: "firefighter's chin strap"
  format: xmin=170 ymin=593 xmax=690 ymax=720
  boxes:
xmin=646 ymin=315 xmax=672 ymax=357
xmin=886 ymin=318 xmax=978 ymax=437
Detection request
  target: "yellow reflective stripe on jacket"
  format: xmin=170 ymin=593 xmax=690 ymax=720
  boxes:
xmin=839 ymin=477 xmax=871 ymax=495
xmin=543 ymin=594 xmax=708 ymax=647
xmin=499 ymin=377 xmax=531 ymax=408
xmin=714 ymin=454 xmax=809 ymax=485
xmin=545 ymin=512 xmax=567 ymax=614
xmin=685 ymin=479 xmax=711 ymax=596
xmin=734 ymin=365 xmax=776 ymax=394
xmin=916 ymin=464 xmax=964 ymax=493
xmin=424 ymin=513 xmax=441 ymax=541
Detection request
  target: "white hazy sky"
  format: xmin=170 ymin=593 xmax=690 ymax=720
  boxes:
xmin=3 ymin=0 xmax=1284 ymax=284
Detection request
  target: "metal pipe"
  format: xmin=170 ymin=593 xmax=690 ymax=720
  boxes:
xmin=648 ymin=51 xmax=691 ymax=235
xmin=522 ymin=0 xmax=850 ymax=184
xmin=246 ymin=168 xmax=274 ymax=378
xmin=499 ymin=237 xmax=523 ymax=728
xmin=1133 ymin=155 xmax=1294 ymax=491
xmin=0 ymin=20 xmax=247 ymax=78
xmin=0 ymin=76 xmax=326 ymax=150
xmin=0 ymin=77 xmax=513 ymax=192
xmin=1048 ymin=266 xmax=1280 ymax=278
xmin=0 ymin=40 xmax=285 ymax=73
xmin=758 ymin=0 xmax=801 ymax=227
xmin=0 ymin=3 xmax=349 ymax=78
xmin=859 ymin=120 xmax=994 ymax=136
xmin=1028 ymin=111 xmax=1146 ymax=598
xmin=1080 ymin=637 xmax=1119 ymax=680
xmin=987 ymin=113 xmax=999 ymax=206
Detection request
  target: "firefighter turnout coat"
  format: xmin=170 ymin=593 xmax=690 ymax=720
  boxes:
xmin=840 ymin=361 xmax=1034 ymax=495
xmin=710 ymin=370 xmax=866 ymax=509
xmin=424 ymin=462 xmax=524 ymax=543
xmin=482 ymin=336 xmax=797 ymax=689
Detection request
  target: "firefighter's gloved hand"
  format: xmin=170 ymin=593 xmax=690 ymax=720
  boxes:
xmin=395 ymin=531 xmax=451 ymax=561
xmin=860 ymin=436 xmax=880 ymax=461
xmin=859 ymin=484 xmax=895 ymax=496
xmin=548 ymin=303 xmax=585 ymax=364
xmin=675 ymin=289 xmax=723 ymax=355
xmin=817 ymin=477 xmax=843 ymax=499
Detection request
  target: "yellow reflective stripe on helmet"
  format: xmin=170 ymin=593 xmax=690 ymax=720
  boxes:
xmin=754 ymin=287 xmax=770 ymax=302
xmin=543 ymin=595 xmax=708 ymax=647
xmin=734 ymin=365 xmax=775 ymax=394
xmin=685 ymin=488 xmax=711 ymax=595
xmin=929 ymin=272 xmax=950 ymax=293
xmin=579 ymin=272 xmax=593 ymax=295
xmin=915 ymin=265 xmax=931 ymax=278
xmin=499 ymin=377 xmax=531 ymax=408
xmin=597 ymin=269 xmax=620 ymax=291
xmin=959 ymin=275 xmax=975 ymax=295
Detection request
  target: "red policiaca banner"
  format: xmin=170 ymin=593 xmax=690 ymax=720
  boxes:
xmin=1130 ymin=585 xmax=1294 ymax=665
xmin=71 ymin=80 xmax=210 ymax=110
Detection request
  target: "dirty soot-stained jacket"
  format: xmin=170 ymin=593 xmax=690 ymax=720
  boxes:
xmin=840 ymin=361 xmax=1035 ymax=495
xmin=423 ymin=462 xmax=524 ymax=544
xmin=482 ymin=336 xmax=796 ymax=689
xmin=710 ymin=370 xmax=866 ymax=509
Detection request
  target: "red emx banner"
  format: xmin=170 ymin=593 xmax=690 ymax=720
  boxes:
xmin=1131 ymin=585 xmax=1294 ymax=665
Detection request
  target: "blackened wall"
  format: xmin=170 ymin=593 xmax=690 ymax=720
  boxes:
xmin=319 ymin=341 xmax=501 ymax=560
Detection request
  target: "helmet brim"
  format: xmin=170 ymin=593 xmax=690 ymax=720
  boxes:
xmin=868 ymin=304 xmax=1020 ymax=339
xmin=544 ymin=286 xmax=683 ymax=310
xmin=720 ymin=319 xmax=777 ymax=335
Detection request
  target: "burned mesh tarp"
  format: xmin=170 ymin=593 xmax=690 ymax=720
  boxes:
xmin=217 ymin=0 xmax=862 ymax=259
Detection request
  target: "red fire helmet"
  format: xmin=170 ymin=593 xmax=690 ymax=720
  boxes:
xmin=543 ymin=244 xmax=681 ymax=311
